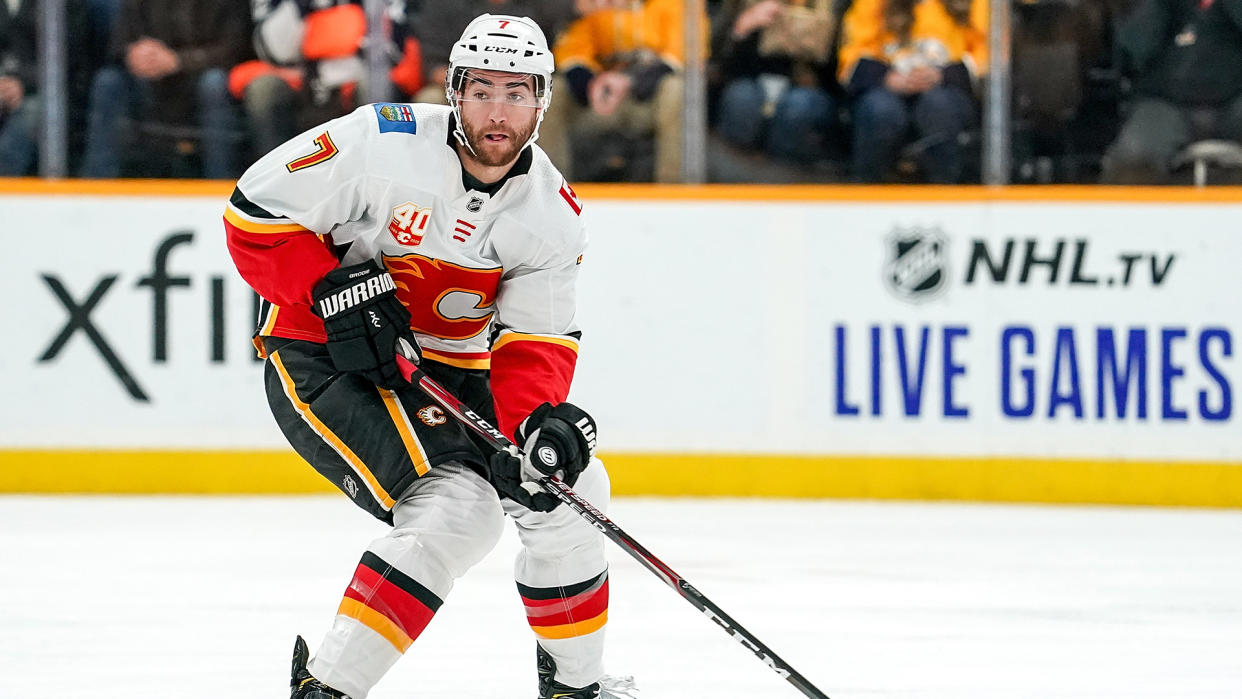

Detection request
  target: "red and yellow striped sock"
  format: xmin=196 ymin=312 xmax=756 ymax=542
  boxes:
xmin=518 ymin=571 xmax=609 ymax=640
xmin=336 ymin=551 xmax=443 ymax=652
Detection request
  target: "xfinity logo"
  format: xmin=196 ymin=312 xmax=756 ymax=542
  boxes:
xmin=38 ymin=230 xmax=262 ymax=402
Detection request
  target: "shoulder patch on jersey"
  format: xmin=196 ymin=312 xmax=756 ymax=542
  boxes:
xmin=373 ymin=103 xmax=418 ymax=134
xmin=557 ymin=180 xmax=582 ymax=216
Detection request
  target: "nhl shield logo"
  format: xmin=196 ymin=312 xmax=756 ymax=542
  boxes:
xmin=884 ymin=226 xmax=949 ymax=301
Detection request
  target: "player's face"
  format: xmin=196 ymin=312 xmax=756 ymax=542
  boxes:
xmin=457 ymin=70 xmax=541 ymax=167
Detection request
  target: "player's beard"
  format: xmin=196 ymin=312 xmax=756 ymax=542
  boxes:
xmin=463 ymin=116 xmax=536 ymax=167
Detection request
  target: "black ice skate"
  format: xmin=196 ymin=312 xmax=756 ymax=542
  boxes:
xmin=289 ymin=635 xmax=350 ymax=699
xmin=537 ymin=644 xmax=639 ymax=699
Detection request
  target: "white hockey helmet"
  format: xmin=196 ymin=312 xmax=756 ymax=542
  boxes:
xmin=447 ymin=14 xmax=555 ymax=152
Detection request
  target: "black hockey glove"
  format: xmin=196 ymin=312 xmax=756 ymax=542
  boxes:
xmin=486 ymin=402 xmax=597 ymax=512
xmin=311 ymin=259 xmax=421 ymax=390
xmin=515 ymin=402 xmax=597 ymax=487
xmin=488 ymin=450 xmax=561 ymax=513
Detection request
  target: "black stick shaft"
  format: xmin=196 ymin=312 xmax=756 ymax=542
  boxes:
xmin=398 ymin=357 xmax=830 ymax=699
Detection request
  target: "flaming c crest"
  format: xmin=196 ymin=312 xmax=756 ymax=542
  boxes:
xmin=384 ymin=254 xmax=503 ymax=340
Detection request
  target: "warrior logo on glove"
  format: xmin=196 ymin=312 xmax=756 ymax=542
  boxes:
xmin=316 ymin=271 xmax=397 ymax=317
xmin=518 ymin=402 xmax=597 ymax=485
xmin=311 ymin=259 xmax=421 ymax=390
xmin=573 ymin=415 xmax=598 ymax=455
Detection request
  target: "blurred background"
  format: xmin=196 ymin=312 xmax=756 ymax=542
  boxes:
xmin=4 ymin=0 xmax=1242 ymax=186
xmin=3 ymin=0 xmax=1241 ymax=505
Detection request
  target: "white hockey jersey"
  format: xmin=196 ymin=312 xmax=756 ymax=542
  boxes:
xmin=224 ymin=102 xmax=588 ymax=435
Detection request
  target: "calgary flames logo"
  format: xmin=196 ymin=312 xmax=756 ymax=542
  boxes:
xmin=384 ymin=253 xmax=503 ymax=340
xmin=416 ymin=406 xmax=446 ymax=427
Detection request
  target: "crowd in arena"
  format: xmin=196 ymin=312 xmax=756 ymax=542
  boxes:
xmin=2 ymin=0 xmax=1241 ymax=184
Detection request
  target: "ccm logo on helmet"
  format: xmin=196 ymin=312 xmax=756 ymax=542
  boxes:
xmin=483 ymin=46 xmax=519 ymax=54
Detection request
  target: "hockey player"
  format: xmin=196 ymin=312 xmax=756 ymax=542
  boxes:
xmin=223 ymin=14 xmax=635 ymax=699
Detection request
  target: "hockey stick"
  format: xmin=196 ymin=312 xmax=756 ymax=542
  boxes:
xmin=394 ymin=349 xmax=830 ymax=699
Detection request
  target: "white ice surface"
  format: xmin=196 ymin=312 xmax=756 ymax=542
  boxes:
xmin=1 ymin=496 xmax=1240 ymax=699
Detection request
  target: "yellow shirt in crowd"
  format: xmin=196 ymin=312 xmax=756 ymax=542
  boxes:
xmin=838 ymin=0 xmax=989 ymax=84
xmin=554 ymin=0 xmax=708 ymax=72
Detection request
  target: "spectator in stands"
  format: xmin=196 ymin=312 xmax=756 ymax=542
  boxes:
xmin=409 ymin=0 xmax=578 ymax=106
xmin=233 ymin=0 xmax=414 ymax=165
xmin=1102 ymin=0 xmax=1242 ymax=184
xmin=539 ymin=0 xmax=708 ymax=183
xmin=79 ymin=0 xmax=250 ymax=179
xmin=0 ymin=0 xmax=93 ymax=176
xmin=838 ymin=0 xmax=987 ymax=183
xmin=711 ymin=0 xmax=840 ymax=168
xmin=232 ymin=0 xmax=305 ymax=164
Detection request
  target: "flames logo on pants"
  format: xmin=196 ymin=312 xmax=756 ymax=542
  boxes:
xmin=416 ymin=406 xmax=446 ymax=427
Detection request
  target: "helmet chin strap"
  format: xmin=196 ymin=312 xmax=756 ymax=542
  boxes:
xmin=450 ymin=101 xmax=478 ymax=157
xmin=526 ymin=107 xmax=548 ymax=151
